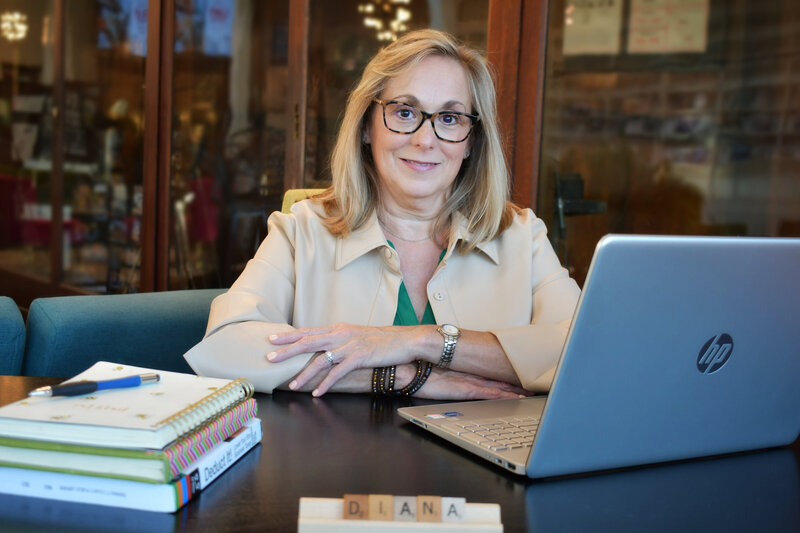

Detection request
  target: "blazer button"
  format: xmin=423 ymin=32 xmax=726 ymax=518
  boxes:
xmin=433 ymin=291 xmax=446 ymax=301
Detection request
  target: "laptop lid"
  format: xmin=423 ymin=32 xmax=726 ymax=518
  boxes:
xmin=399 ymin=235 xmax=800 ymax=479
xmin=527 ymin=234 xmax=800 ymax=478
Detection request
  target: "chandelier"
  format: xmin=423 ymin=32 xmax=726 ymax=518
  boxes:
xmin=1 ymin=11 xmax=28 ymax=42
xmin=358 ymin=0 xmax=412 ymax=42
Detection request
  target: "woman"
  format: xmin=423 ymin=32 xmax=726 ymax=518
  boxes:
xmin=184 ymin=29 xmax=580 ymax=399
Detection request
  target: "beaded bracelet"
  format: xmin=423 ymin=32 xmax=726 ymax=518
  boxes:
xmin=383 ymin=365 xmax=396 ymax=393
xmin=372 ymin=361 xmax=433 ymax=397
xmin=396 ymin=360 xmax=433 ymax=397
xmin=371 ymin=367 xmax=383 ymax=394
xmin=371 ymin=366 xmax=396 ymax=395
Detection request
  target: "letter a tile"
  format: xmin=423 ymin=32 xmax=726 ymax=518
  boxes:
xmin=441 ymin=497 xmax=466 ymax=522
xmin=393 ymin=496 xmax=418 ymax=521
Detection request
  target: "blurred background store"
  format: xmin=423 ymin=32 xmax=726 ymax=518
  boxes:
xmin=0 ymin=0 xmax=797 ymax=310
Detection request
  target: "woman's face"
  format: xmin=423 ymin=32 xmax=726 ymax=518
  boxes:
xmin=366 ymin=55 xmax=472 ymax=211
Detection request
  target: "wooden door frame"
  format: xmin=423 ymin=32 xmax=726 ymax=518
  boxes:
xmin=142 ymin=0 xmax=176 ymax=292
xmin=488 ymin=0 xmax=549 ymax=209
xmin=512 ymin=0 xmax=550 ymax=210
xmin=284 ymin=0 xmax=310 ymax=191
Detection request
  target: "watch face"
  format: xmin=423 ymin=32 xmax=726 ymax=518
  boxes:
xmin=442 ymin=324 xmax=459 ymax=336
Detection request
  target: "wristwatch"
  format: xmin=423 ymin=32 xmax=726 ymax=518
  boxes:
xmin=436 ymin=324 xmax=461 ymax=368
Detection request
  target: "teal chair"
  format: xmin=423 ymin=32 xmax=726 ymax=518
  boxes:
xmin=23 ymin=289 xmax=225 ymax=377
xmin=0 ymin=296 xmax=25 ymax=375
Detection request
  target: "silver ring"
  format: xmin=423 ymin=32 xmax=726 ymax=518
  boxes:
xmin=323 ymin=350 xmax=336 ymax=365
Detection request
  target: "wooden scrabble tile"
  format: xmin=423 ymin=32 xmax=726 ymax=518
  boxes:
xmin=441 ymin=497 xmax=467 ymax=522
xmin=342 ymin=494 xmax=369 ymax=520
xmin=393 ymin=495 xmax=418 ymax=521
xmin=417 ymin=495 xmax=442 ymax=522
xmin=368 ymin=494 xmax=393 ymax=521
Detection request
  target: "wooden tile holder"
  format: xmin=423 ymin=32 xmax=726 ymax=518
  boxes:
xmin=297 ymin=497 xmax=503 ymax=532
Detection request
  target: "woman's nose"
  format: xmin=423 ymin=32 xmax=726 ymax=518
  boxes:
xmin=411 ymin=118 xmax=437 ymax=148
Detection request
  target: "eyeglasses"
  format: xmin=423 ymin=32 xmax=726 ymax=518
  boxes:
xmin=372 ymin=98 xmax=479 ymax=143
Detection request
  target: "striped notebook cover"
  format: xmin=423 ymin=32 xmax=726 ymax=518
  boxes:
xmin=0 ymin=398 xmax=258 ymax=483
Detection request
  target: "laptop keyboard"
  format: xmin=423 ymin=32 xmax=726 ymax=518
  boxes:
xmin=436 ymin=416 xmax=540 ymax=452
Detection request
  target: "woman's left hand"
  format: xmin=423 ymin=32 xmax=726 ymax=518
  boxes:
xmin=266 ymin=323 xmax=427 ymax=395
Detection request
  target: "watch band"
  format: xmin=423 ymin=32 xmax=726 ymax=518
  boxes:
xmin=436 ymin=324 xmax=461 ymax=368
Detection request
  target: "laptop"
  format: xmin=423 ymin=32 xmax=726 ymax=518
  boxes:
xmin=398 ymin=234 xmax=800 ymax=478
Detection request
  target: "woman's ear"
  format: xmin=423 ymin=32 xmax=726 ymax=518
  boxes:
xmin=362 ymin=114 xmax=372 ymax=144
xmin=463 ymin=137 xmax=474 ymax=159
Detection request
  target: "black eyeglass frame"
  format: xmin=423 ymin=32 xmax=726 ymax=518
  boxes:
xmin=372 ymin=98 xmax=479 ymax=143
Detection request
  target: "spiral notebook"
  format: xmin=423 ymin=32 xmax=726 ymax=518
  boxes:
xmin=0 ymin=398 xmax=258 ymax=483
xmin=0 ymin=361 xmax=254 ymax=449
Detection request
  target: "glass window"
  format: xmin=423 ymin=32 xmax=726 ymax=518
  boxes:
xmin=539 ymin=0 xmax=800 ymax=285
xmin=168 ymin=0 xmax=290 ymax=289
xmin=0 ymin=1 xmax=56 ymax=282
xmin=0 ymin=0 xmax=148 ymax=293
xmin=62 ymin=0 xmax=147 ymax=292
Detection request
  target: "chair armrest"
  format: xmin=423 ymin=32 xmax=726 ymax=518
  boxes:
xmin=23 ymin=289 xmax=225 ymax=377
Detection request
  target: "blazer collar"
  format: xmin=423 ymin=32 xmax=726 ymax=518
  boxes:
xmin=335 ymin=211 xmax=388 ymax=270
xmin=448 ymin=211 xmax=499 ymax=265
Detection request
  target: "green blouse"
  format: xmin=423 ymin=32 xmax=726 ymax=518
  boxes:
xmin=388 ymin=241 xmax=443 ymax=327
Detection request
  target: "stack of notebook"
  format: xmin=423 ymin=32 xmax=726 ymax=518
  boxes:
xmin=0 ymin=361 xmax=261 ymax=513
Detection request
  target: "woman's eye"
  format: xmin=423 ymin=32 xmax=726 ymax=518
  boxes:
xmin=438 ymin=113 xmax=460 ymax=126
xmin=394 ymin=106 xmax=417 ymax=120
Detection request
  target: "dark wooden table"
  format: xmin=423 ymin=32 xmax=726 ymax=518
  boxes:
xmin=1 ymin=376 xmax=798 ymax=532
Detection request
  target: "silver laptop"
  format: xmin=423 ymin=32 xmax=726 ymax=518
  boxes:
xmin=398 ymin=234 xmax=800 ymax=478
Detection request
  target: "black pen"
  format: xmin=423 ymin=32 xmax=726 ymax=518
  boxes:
xmin=28 ymin=373 xmax=161 ymax=397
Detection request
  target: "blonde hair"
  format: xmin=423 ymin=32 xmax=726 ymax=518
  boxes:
xmin=317 ymin=29 xmax=516 ymax=250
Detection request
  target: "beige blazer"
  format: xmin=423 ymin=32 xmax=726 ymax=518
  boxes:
xmin=184 ymin=200 xmax=581 ymax=393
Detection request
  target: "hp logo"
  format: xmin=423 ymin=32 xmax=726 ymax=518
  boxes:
xmin=697 ymin=334 xmax=734 ymax=374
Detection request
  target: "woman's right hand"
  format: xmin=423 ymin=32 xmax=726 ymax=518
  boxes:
xmin=411 ymin=368 xmax=530 ymax=401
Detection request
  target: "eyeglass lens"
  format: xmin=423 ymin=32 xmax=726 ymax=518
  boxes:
xmin=383 ymin=102 xmax=472 ymax=142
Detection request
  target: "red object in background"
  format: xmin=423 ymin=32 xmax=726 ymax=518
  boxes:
xmin=0 ymin=174 xmax=80 ymax=247
xmin=188 ymin=176 xmax=220 ymax=243
xmin=0 ymin=175 xmax=34 ymax=247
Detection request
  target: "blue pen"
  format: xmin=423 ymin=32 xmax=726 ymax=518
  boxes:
xmin=28 ymin=373 xmax=161 ymax=397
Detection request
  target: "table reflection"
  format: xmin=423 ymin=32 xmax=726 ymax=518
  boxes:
xmin=526 ymin=448 xmax=800 ymax=532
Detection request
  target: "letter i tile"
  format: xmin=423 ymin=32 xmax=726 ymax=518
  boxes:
xmin=368 ymin=494 xmax=393 ymax=521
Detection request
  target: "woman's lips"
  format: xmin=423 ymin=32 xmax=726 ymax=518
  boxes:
xmin=401 ymin=158 xmax=439 ymax=171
